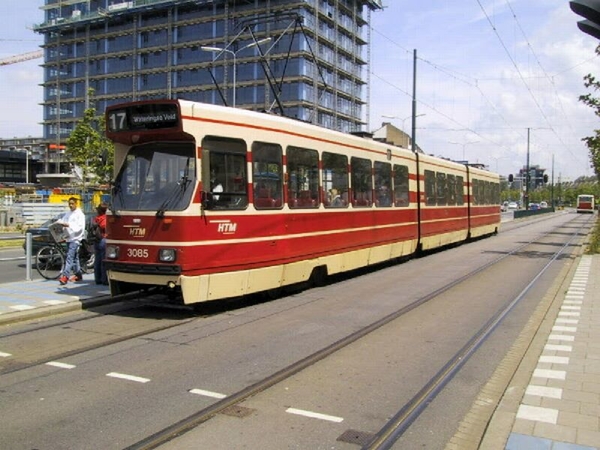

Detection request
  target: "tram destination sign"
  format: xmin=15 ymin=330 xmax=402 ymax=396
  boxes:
xmin=107 ymin=103 xmax=180 ymax=132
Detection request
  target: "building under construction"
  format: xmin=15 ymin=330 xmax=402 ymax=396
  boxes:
xmin=33 ymin=0 xmax=383 ymax=146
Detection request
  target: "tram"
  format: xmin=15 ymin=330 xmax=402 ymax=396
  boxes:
xmin=104 ymin=100 xmax=500 ymax=304
xmin=576 ymin=194 xmax=595 ymax=213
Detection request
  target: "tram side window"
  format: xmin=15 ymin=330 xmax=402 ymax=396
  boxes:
xmin=493 ymin=182 xmax=500 ymax=204
xmin=201 ymin=137 xmax=248 ymax=210
xmin=456 ymin=176 xmax=464 ymax=205
xmin=425 ymin=170 xmax=436 ymax=206
xmin=351 ymin=157 xmax=372 ymax=207
xmin=436 ymin=172 xmax=447 ymax=206
xmin=374 ymin=161 xmax=392 ymax=207
xmin=322 ymin=152 xmax=348 ymax=208
xmin=287 ymin=146 xmax=319 ymax=208
xmin=394 ymin=164 xmax=409 ymax=207
xmin=252 ymin=142 xmax=283 ymax=209
xmin=473 ymin=179 xmax=484 ymax=205
xmin=447 ymin=174 xmax=456 ymax=205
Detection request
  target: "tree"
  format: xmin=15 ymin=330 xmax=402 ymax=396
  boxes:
xmin=579 ymin=44 xmax=600 ymax=181
xmin=66 ymin=89 xmax=115 ymax=186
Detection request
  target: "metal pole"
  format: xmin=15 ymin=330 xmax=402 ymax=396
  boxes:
xmin=411 ymin=49 xmax=417 ymax=153
xmin=551 ymin=153 xmax=555 ymax=211
xmin=26 ymin=233 xmax=32 ymax=281
xmin=25 ymin=150 xmax=29 ymax=184
xmin=232 ymin=52 xmax=237 ymax=108
xmin=525 ymin=127 xmax=530 ymax=210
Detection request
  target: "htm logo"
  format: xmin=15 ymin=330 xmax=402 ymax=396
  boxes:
xmin=129 ymin=227 xmax=146 ymax=237
xmin=217 ymin=222 xmax=237 ymax=234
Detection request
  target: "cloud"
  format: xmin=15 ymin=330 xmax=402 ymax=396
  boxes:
xmin=368 ymin=0 xmax=598 ymax=179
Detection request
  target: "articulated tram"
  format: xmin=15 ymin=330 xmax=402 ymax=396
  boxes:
xmin=105 ymin=100 xmax=500 ymax=304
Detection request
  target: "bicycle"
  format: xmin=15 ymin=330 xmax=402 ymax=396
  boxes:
xmin=35 ymin=223 xmax=95 ymax=280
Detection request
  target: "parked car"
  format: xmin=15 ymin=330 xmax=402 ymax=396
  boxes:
xmin=508 ymin=201 xmax=518 ymax=210
xmin=529 ymin=203 xmax=540 ymax=210
xmin=540 ymin=201 xmax=548 ymax=208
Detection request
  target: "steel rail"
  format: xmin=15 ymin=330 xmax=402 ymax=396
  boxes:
xmin=363 ymin=215 xmax=593 ymax=449
xmin=124 ymin=214 xmax=590 ymax=450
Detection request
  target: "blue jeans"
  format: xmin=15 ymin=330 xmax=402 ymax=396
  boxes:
xmin=62 ymin=240 xmax=81 ymax=278
xmin=94 ymin=238 xmax=107 ymax=284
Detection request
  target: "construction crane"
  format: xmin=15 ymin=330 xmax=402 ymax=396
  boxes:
xmin=0 ymin=50 xmax=43 ymax=66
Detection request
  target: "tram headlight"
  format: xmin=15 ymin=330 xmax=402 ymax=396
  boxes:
xmin=159 ymin=248 xmax=176 ymax=262
xmin=106 ymin=245 xmax=119 ymax=259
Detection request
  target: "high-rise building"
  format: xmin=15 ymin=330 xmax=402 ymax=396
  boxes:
xmin=33 ymin=0 xmax=383 ymax=147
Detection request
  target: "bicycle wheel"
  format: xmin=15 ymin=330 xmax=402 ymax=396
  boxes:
xmin=36 ymin=245 xmax=65 ymax=280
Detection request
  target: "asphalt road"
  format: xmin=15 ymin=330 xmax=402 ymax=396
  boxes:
xmin=0 ymin=211 xmax=585 ymax=450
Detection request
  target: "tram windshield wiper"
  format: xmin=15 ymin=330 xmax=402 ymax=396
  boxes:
xmin=155 ymin=175 xmax=191 ymax=217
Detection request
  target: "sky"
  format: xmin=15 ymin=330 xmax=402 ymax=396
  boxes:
xmin=0 ymin=1 xmax=598 ymax=181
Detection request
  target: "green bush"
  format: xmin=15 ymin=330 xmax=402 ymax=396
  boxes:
xmin=586 ymin=216 xmax=600 ymax=254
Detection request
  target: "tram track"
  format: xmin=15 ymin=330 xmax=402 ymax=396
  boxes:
xmin=0 ymin=293 xmax=197 ymax=375
xmin=122 ymin=213 xmax=594 ymax=450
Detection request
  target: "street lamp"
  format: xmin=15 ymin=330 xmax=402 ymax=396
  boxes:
xmin=201 ymin=37 xmax=271 ymax=108
xmin=448 ymin=140 xmax=479 ymax=161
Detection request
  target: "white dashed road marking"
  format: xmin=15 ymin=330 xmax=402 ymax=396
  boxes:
xmin=106 ymin=372 xmax=150 ymax=383
xmin=286 ymin=407 xmax=344 ymax=423
xmin=46 ymin=361 xmax=76 ymax=369
xmin=189 ymin=388 xmax=227 ymax=399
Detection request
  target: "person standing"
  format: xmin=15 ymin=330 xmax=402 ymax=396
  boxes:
xmin=93 ymin=203 xmax=108 ymax=285
xmin=58 ymin=197 xmax=86 ymax=285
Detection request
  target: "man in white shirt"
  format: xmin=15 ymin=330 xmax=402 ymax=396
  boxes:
xmin=57 ymin=197 xmax=86 ymax=285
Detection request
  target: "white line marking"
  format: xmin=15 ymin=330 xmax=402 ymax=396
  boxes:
xmin=555 ymin=319 xmax=578 ymax=325
xmin=46 ymin=361 xmax=76 ymax=369
xmin=9 ymin=305 xmax=36 ymax=311
xmin=525 ymin=385 xmax=562 ymax=399
xmin=533 ymin=368 xmax=566 ymax=380
xmin=517 ymin=405 xmax=558 ymax=424
xmin=43 ymin=300 xmax=67 ymax=306
xmin=106 ymin=372 xmax=150 ymax=383
xmin=0 ymin=351 xmax=12 ymax=357
xmin=552 ymin=326 xmax=577 ymax=333
xmin=544 ymin=344 xmax=573 ymax=352
xmin=286 ymin=407 xmax=344 ymax=423
xmin=189 ymin=388 xmax=227 ymax=399
xmin=539 ymin=355 xmax=569 ymax=364
xmin=548 ymin=334 xmax=574 ymax=342
xmin=562 ymin=300 xmax=582 ymax=305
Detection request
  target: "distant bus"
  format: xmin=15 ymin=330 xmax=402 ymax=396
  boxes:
xmin=576 ymin=194 xmax=595 ymax=213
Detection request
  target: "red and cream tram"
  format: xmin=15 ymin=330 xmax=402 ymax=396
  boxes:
xmin=105 ymin=100 xmax=500 ymax=304
xmin=576 ymin=194 xmax=595 ymax=213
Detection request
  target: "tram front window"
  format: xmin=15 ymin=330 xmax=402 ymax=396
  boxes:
xmin=112 ymin=143 xmax=196 ymax=212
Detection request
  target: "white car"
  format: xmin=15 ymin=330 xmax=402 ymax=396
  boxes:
xmin=508 ymin=202 xmax=518 ymax=210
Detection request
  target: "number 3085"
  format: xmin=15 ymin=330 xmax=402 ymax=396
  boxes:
xmin=127 ymin=248 xmax=149 ymax=258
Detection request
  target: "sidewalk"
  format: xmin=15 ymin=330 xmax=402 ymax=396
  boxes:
xmin=0 ymin=272 xmax=111 ymax=326
xmin=461 ymin=253 xmax=600 ymax=450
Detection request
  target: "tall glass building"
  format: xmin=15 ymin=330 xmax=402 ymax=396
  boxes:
xmin=34 ymin=0 xmax=383 ymax=146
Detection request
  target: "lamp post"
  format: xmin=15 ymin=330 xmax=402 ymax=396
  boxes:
xmin=448 ymin=140 xmax=479 ymax=161
xmin=201 ymin=37 xmax=271 ymax=108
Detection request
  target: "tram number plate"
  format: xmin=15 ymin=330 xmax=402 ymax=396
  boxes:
xmin=127 ymin=248 xmax=149 ymax=259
